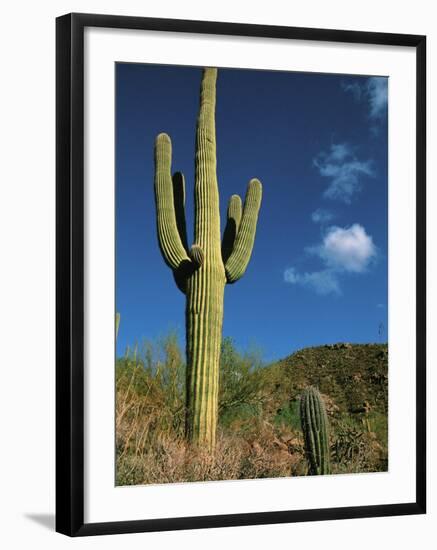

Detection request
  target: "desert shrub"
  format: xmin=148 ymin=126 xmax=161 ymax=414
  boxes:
xmin=116 ymin=333 xmax=186 ymax=462
xmin=218 ymin=337 xmax=265 ymax=426
xmin=365 ymin=410 xmax=388 ymax=444
xmin=273 ymin=399 xmax=301 ymax=431
xmin=331 ymin=414 xmax=387 ymax=474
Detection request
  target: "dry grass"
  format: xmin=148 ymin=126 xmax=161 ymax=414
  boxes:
xmin=116 ymin=421 xmax=306 ymax=486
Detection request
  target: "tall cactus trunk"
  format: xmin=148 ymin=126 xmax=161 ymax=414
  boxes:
xmin=153 ymin=68 xmax=262 ymax=452
xmin=185 ymin=68 xmax=225 ymax=450
xmin=185 ymin=274 xmax=225 ymax=447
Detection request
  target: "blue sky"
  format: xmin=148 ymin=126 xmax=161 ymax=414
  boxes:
xmin=116 ymin=63 xmax=388 ymax=362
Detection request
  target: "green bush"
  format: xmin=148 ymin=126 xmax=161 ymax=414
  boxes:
xmin=274 ymin=399 xmax=301 ymax=431
xmin=218 ymin=337 xmax=265 ymax=425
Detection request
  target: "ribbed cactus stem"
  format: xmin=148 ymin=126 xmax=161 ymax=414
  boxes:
xmin=224 ymin=179 xmax=262 ymax=283
xmin=153 ymin=67 xmax=262 ymax=451
xmin=154 ymin=134 xmax=191 ymax=271
xmin=300 ymin=387 xmax=331 ymax=475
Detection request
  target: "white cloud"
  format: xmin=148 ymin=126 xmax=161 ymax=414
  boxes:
xmin=315 ymin=224 xmax=377 ymax=273
xmin=367 ymin=77 xmax=388 ymax=120
xmin=328 ymin=143 xmax=350 ymax=161
xmin=284 ymin=268 xmax=341 ymax=295
xmin=342 ymin=77 xmax=388 ymax=122
xmin=311 ymin=208 xmax=334 ymax=224
xmin=341 ymin=82 xmax=362 ymax=101
xmin=313 ymin=143 xmax=373 ymax=203
xmin=284 ymin=224 xmax=377 ymax=295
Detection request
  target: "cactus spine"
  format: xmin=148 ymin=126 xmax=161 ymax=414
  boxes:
xmin=300 ymin=387 xmax=331 ymax=475
xmin=153 ymin=68 xmax=262 ymax=451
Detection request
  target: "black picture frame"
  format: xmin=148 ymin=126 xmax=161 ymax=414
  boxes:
xmin=56 ymin=12 xmax=426 ymax=537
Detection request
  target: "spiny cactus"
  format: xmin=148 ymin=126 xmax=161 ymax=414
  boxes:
xmin=300 ymin=386 xmax=331 ymax=475
xmin=153 ymin=68 xmax=262 ymax=451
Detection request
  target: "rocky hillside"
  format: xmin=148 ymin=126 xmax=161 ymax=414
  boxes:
xmin=264 ymin=343 xmax=388 ymax=417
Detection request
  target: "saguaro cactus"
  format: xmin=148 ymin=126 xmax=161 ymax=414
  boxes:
xmin=153 ymin=68 xmax=262 ymax=451
xmin=300 ymin=387 xmax=331 ymax=475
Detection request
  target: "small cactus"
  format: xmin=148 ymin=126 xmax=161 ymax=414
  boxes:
xmin=300 ymin=386 xmax=331 ymax=475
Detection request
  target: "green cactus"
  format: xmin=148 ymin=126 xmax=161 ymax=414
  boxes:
xmin=153 ymin=68 xmax=262 ymax=451
xmin=300 ymin=387 xmax=331 ymax=475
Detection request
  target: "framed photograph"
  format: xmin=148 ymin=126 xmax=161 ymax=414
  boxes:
xmin=56 ymin=13 xmax=426 ymax=536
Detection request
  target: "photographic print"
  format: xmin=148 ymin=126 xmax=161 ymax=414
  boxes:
xmin=115 ymin=63 xmax=388 ymax=486
xmin=56 ymin=14 xmax=425 ymax=535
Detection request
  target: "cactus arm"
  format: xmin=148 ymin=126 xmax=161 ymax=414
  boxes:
xmin=188 ymin=243 xmax=204 ymax=267
xmin=173 ymin=244 xmax=205 ymax=294
xmin=221 ymin=194 xmax=242 ymax=263
xmin=224 ymin=178 xmax=262 ymax=283
xmin=154 ymin=133 xmax=192 ymax=270
xmin=172 ymin=171 xmax=189 ymax=251
xmin=171 ymin=170 xmax=191 ymax=294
